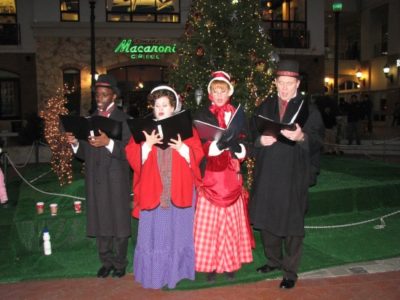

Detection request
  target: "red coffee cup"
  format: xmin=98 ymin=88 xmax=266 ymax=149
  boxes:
xmin=36 ymin=202 xmax=44 ymax=214
xmin=74 ymin=201 xmax=82 ymax=213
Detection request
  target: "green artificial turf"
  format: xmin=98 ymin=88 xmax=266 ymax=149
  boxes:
xmin=0 ymin=157 xmax=399 ymax=290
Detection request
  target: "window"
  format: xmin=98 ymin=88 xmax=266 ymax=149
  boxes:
xmin=60 ymin=0 xmax=80 ymax=22
xmin=106 ymin=0 xmax=180 ymax=23
xmin=0 ymin=0 xmax=19 ymax=45
xmin=0 ymin=70 xmax=20 ymax=119
xmin=63 ymin=69 xmax=81 ymax=116
xmin=339 ymin=80 xmax=359 ymax=91
xmin=260 ymin=0 xmax=308 ymax=48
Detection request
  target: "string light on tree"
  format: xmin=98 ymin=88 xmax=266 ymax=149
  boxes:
xmin=39 ymin=86 xmax=73 ymax=186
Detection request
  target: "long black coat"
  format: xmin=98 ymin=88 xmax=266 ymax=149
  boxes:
xmin=75 ymin=109 xmax=132 ymax=238
xmin=249 ymin=95 xmax=324 ymax=236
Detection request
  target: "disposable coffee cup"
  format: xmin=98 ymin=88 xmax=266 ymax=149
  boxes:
xmin=50 ymin=203 xmax=58 ymax=216
xmin=74 ymin=201 xmax=82 ymax=213
xmin=36 ymin=202 xmax=44 ymax=214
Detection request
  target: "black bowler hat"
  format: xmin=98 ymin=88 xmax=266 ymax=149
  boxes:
xmin=95 ymin=74 xmax=120 ymax=96
xmin=276 ymin=60 xmax=300 ymax=78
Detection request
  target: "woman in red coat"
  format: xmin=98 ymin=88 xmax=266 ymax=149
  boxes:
xmin=193 ymin=71 xmax=253 ymax=282
xmin=125 ymin=86 xmax=204 ymax=289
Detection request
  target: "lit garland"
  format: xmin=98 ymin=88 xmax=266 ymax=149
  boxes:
xmin=245 ymin=157 xmax=255 ymax=190
xmin=39 ymin=87 xmax=73 ymax=186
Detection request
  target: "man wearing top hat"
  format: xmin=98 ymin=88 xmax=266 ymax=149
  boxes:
xmin=66 ymin=74 xmax=132 ymax=278
xmin=249 ymin=60 xmax=324 ymax=289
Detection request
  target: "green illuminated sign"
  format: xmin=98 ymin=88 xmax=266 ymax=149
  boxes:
xmin=332 ymin=2 xmax=343 ymax=12
xmin=114 ymin=39 xmax=177 ymax=60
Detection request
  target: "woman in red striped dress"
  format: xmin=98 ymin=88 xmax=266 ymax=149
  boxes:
xmin=193 ymin=71 xmax=253 ymax=282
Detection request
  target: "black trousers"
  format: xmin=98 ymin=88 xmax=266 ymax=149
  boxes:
xmin=96 ymin=236 xmax=129 ymax=270
xmin=260 ymin=229 xmax=304 ymax=281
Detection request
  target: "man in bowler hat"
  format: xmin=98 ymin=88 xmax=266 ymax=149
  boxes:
xmin=250 ymin=60 xmax=324 ymax=289
xmin=66 ymin=74 xmax=132 ymax=278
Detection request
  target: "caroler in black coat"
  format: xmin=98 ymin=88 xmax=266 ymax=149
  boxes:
xmin=66 ymin=74 xmax=131 ymax=279
xmin=249 ymin=60 xmax=324 ymax=289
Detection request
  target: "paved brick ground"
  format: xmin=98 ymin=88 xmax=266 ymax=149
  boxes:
xmin=0 ymin=270 xmax=399 ymax=300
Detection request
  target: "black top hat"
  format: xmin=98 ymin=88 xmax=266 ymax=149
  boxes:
xmin=276 ymin=60 xmax=300 ymax=78
xmin=95 ymin=74 xmax=120 ymax=96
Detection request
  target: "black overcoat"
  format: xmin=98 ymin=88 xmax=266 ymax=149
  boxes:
xmin=75 ymin=108 xmax=132 ymax=238
xmin=249 ymin=95 xmax=324 ymax=236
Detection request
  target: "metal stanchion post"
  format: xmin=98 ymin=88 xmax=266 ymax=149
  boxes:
xmin=35 ymin=140 xmax=39 ymax=164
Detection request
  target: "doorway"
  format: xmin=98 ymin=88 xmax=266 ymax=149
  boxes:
xmin=108 ymin=65 xmax=167 ymax=117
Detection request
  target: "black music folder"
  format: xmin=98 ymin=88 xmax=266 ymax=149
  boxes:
xmin=59 ymin=115 xmax=123 ymax=141
xmin=193 ymin=104 xmax=245 ymax=142
xmin=255 ymin=116 xmax=296 ymax=136
xmin=127 ymin=109 xmax=193 ymax=149
xmin=255 ymin=100 xmax=307 ymax=136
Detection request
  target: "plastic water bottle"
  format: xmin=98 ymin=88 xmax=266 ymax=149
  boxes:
xmin=43 ymin=228 xmax=52 ymax=255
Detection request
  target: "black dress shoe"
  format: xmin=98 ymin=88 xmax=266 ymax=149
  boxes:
xmin=256 ymin=264 xmax=279 ymax=274
xmin=279 ymin=278 xmax=296 ymax=289
xmin=112 ymin=268 xmax=126 ymax=278
xmin=225 ymin=272 xmax=235 ymax=280
xmin=206 ymin=271 xmax=217 ymax=282
xmin=97 ymin=266 xmax=114 ymax=278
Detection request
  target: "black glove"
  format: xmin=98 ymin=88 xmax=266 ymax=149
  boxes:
xmin=229 ymin=142 xmax=242 ymax=154
xmin=216 ymin=128 xmax=236 ymax=150
xmin=216 ymin=139 xmax=229 ymax=151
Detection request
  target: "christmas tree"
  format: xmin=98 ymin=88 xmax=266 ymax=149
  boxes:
xmin=168 ymin=0 xmax=277 ymax=113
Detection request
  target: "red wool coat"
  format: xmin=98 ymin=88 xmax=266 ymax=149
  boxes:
xmin=125 ymin=129 xmax=204 ymax=218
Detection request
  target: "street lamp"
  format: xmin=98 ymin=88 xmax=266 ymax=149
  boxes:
xmin=332 ymin=1 xmax=343 ymax=104
xmin=383 ymin=64 xmax=393 ymax=83
xmin=89 ymin=0 xmax=97 ymax=113
xmin=356 ymin=69 xmax=365 ymax=87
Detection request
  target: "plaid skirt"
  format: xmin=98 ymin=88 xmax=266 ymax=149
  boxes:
xmin=194 ymin=194 xmax=253 ymax=273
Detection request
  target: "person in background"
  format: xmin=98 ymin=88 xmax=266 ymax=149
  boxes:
xmin=361 ymin=94 xmax=373 ymax=134
xmin=392 ymin=101 xmax=400 ymax=127
xmin=66 ymin=74 xmax=132 ymax=279
xmin=346 ymin=94 xmax=362 ymax=145
xmin=321 ymin=106 xmax=340 ymax=155
xmin=193 ymin=71 xmax=253 ymax=282
xmin=0 ymin=167 xmax=8 ymax=205
xmin=250 ymin=60 xmax=324 ymax=289
xmin=125 ymin=86 xmax=204 ymax=289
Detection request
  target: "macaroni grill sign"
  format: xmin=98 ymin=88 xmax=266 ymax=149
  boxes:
xmin=114 ymin=39 xmax=177 ymax=60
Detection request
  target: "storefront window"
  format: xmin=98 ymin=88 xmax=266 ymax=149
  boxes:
xmin=0 ymin=0 xmax=18 ymax=45
xmin=109 ymin=65 xmax=167 ymax=117
xmin=106 ymin=0 xmax=180 ymax=23
xmin=0 ymin=0 xmax=16 ymax=22
xmin=60 ymin=0 xmax=80 ymax=22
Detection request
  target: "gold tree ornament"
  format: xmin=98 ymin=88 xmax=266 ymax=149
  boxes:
xmin=39 ymin=87 xmax=73 ymax=186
